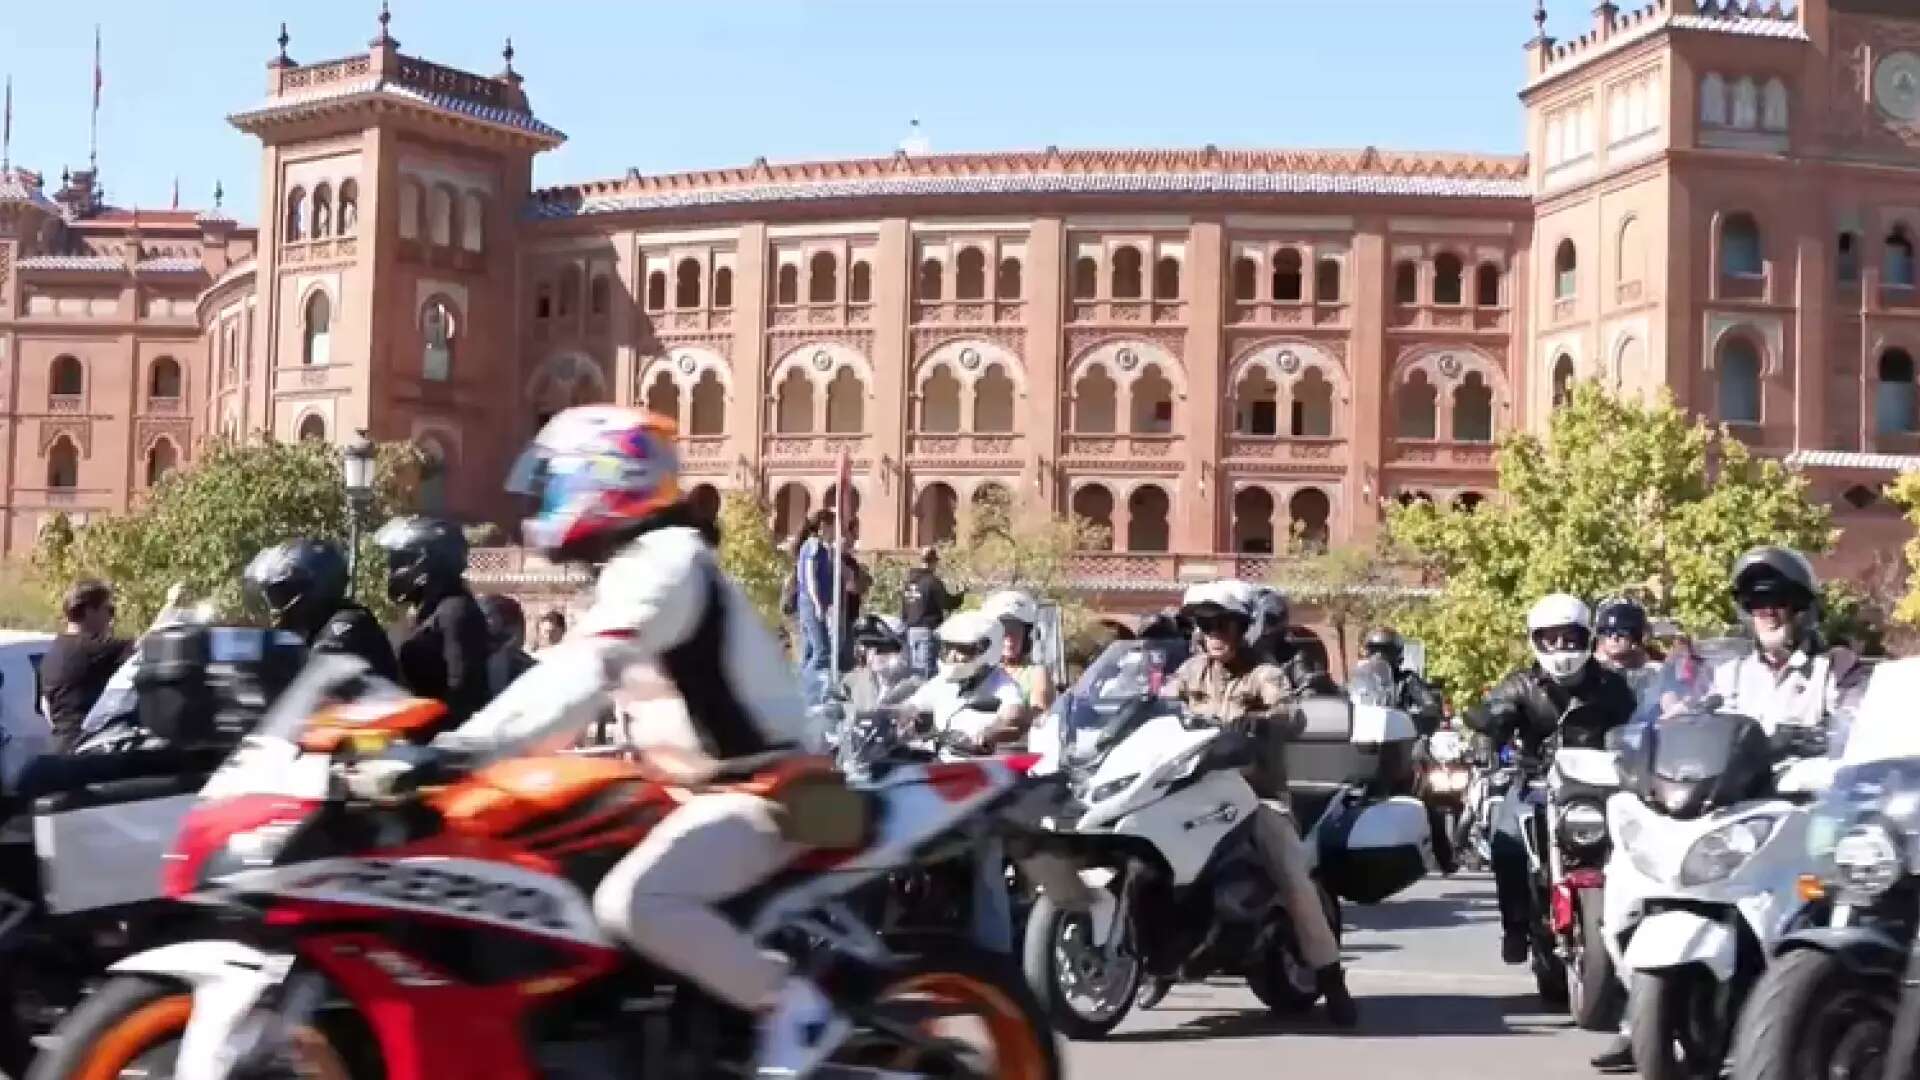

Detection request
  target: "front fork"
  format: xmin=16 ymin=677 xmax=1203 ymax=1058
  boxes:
xmin=106 ymin=940 xmax=301 ymax=1080
xmin=1882 ymin=934 xmax=1920 ymax=1080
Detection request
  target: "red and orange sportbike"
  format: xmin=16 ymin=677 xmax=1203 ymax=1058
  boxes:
xmin=30 ymin=658 xmax=1064 ymax=1080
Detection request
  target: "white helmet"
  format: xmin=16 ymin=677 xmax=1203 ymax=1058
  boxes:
xmin=1527 ymin=593 xmax=1594 ymax=684
xmin=983 ymin=589 xmax=1040 ymax=628
xmin=936 ymin=609 xmax=1002 ymax=683
xmin=1181 ymin=579 xmax=1257 ymax=626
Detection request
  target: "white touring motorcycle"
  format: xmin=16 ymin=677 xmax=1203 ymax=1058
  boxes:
xmin=1603 ymin=706 xmax=1834 ymax=1080
xmin=1019 ymin=647 xmax=1431 ymax=1038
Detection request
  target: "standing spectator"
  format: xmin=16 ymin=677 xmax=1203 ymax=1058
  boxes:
xmin=902 ymin=547 xmax=962 ymax=678
xmin=477 ymin=594 xmax=538 ymax=698
xmin=836 ymin=520 xmax=873 ymax=673
xmin=796 ymin=509 xmax=837 ymax=703
xmin=535 ymin=609 xmax=568 ymax=653
xmin=42 ymin=580 xmax=134 ymax=752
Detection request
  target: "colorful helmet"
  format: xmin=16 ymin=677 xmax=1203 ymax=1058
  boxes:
xmin=505 ymin=406 xmax=682 ymax=562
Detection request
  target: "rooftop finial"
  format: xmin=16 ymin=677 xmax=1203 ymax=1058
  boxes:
xmin=213 ymin=180 xmax=223 ymax=210
xmin=1534 ymin=0 xmax=1549 ymax=38
xmin=277 ymin=22 xmax=290 ymax=61
xmin=378 ymin=1 xmax=391 ymax=39
xmin=503 ymin=37 xmax=516 ymax=72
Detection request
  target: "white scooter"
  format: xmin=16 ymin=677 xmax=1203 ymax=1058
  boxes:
xmin=1021 ymin=651 xmax=1429 ymax=1038
xmin=1602 ymin=710 xmax=1833 ymax=1080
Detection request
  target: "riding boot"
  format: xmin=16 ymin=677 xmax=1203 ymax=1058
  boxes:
xmin=1316 ymin=964 xmax=1358 ymax=1028
xmin=1490 ymin=831 xmax=1533 ymax=965
xmin=1590 ymin=1032 xmax=1633 ymax=1071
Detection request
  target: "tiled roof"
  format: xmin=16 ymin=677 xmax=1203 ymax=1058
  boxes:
xmin=229 ymin=77 xmax=565 ymax=145
xmin=1670 ymin=12 xmax=1808 ymax=40
xmin=1784 ymin=450 xmax=1920 ymax=472
xmin=16 ymin=253 xmax=205 ymax=274
xmin=0 ymin=175 xmax=59 ymax=213
xmin=135 ymin=256 xmax=206 ymax=273
xmin=1535 ymin=2 xmax=1805 ymax=85
xmin=82 ymin=210 xmax=204 ymax=226
xmin=531 ymin=147 xmax=1531 ymax=220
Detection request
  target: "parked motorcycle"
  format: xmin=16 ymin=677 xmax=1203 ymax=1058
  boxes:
xmin=29 ymin=656 xmax=1065 ymax=1080
xmin=1603 ymin=710 xmax=1833 ymax=1080
xmin=1417 ymin=723 xmax=1472 ymax=875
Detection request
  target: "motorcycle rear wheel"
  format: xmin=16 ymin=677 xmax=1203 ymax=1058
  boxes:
xmin=1731 ymin=948 xmax=1895 ymax=1080
xmin=26 ymin=975 xmax=357 ymax=1080
xmin=1248 ymin=884 xmax=1343 ymax=1015
xmin=1531 ymin=931 xmax=1570 ymax=1009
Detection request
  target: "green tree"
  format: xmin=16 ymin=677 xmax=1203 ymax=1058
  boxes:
xmin=1276 ymin=539 xmax=1410 ymax=679
xmin=1884 ymin=473 xmax=1920 ymax=630
xmin=34 ymin=438 xmax=428 ymax=627
xmin=935 ymin=489 xmax=1114 ymax=665
xmin=715 ymin=489 xmax=788 ymax=628
xmin=1391 ymin=382 xmax=1833 ymax=698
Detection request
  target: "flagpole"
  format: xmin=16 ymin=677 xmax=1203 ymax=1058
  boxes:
xmin=89 ymin=25 xmax=101 ymax=171
xmin=3 ymin=75 xmax=12 ymax=172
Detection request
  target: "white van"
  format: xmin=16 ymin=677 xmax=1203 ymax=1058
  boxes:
xmin=0 ymin=631 xmax=55 ymax=792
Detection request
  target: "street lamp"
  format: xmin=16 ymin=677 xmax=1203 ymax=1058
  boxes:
xmin=342 ymin=430 xmax=376 ymax=596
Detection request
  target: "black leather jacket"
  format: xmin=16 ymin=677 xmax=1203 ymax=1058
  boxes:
xmin=1464 ymin=660 xmax=1638 ymax=755
xmin=1393 ymin=670 xmax=1446 ymax=737
xmin=397 ymin=585 xmax=494 ymax=729
xmin=311 ymin=602 xmax=400 ymax=684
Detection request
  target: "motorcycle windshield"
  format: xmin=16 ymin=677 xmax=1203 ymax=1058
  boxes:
xmin=1812 ymin=757 xmax=1920 ymax=851
xmin=247 ymin=653 xmax=416 ymax=749
xmin=1348 ymin=656 xmax=1397 ymax=708
xmin=1047 ymin=639 xmax=1188 ymax=771
xmin=1647 ymin=711 xmax=1755 ymax=782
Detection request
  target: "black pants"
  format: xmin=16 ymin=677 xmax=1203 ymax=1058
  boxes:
xmin=1491 ymin=829 xmax=1533 ymax=940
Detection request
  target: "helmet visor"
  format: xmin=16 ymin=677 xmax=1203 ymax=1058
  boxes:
xmin=1532 ymin=625 xmax=1591 ymax=653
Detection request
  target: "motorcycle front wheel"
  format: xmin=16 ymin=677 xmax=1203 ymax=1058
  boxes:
xmin=1630 ymin=967 xmax=1733 ymax=1080
xmin=26 ymin=975 xmax=357 ymax=1080
xmin=846 ymin=942 xmax=1062 ymax=1080
xmin=1568 ymin=891 xmax=1625 ymax=1032
xmin=1731 ymin=948 xmax=1896 ymax=1080
xmin=1022 ymin=893 xmax=1142 ymax=1040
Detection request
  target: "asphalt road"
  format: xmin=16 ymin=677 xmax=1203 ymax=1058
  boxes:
xmin=1064 ymin=872 xmax=1620 ymax=1080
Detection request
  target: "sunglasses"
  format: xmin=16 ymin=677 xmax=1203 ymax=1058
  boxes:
xmin=941 ymin=641 xmax=985 ymax=661
xmin=1194 ymin=615 xmax=1243 ymax=635
xmin=1535 ymin=629 xmax=1588 ymax=651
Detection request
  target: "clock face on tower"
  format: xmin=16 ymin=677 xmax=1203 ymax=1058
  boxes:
xmin=1876 ymin=51 xmax=1920 ymax=122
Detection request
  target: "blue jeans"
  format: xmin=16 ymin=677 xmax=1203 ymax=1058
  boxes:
xmin=798 ymin=602 xmax=833 ymax=705
xmin=907 ymin=627 xmax=938 ymax=680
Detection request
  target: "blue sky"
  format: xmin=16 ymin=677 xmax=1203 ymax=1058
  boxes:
xmin=0 ymin=2 xmax=1605 ymax=220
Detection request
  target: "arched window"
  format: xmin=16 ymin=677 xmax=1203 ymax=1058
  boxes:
xmin=1731 ymin=77 xmax=1760 ymax=130
xmin=1397 ymin=371 xmax=1438 ymax=439
xmin=311 ymin=183 xmax=332 ymax=239
xmin=398 ymin=181 xmax=420 ymax=240
xmin=302 ymin=292 xmax=331 ymax=366
xmin=1272 ymin=250 xmax=1303 ymax=302
xmin=772 ymin=483 xmax=811 ymax=540
xmin=646 ymin=270 xmax=667 ymax=311
xmin=687 ymin=371 xmax=725 ymax=435
xmin=417 ymin=441 xmax=449 ymax=516
xmin=1839 ymin=232 xmax=1862 ymax=285
xmin=645 ymin=370 xmax=680 ymax=423
xmin=975 ymin=364 xmax=1016 ymax=432
xmin=1888 ymin=227 xmax=1917 ymax=288
xmin=1233 ymin=487 xmax=1276 ymax=554
xmin=1316 ymin=258 xmax=1342 ymax=302
xmin=1394 ymin=261 xmax=1419 ymax=304
xmin=1722 ymin=213 xmax=1764 ymax=277
xmin=917 ymin=258 xmax=943 ymax=302
xmin=676 ymin=258 xmax=703 ymax=308
xmin=1126 ymin=486 xmax=1170 ymax=552
xmin=1074 ymin=366 xmax=1117 ymax=433
xmin=284 ymin=187 xmax=306 ymax=242
xmin=421 ymin=299 xmax=456 ymax=382
xmin=1111 ymin=247 xmax=1143 ymax=299
xmin=1233 ymin=256 xmax=1258 ymax=301
xmin=1454 ymin=372 xmax=1495 ymax=442
xmin=1291 ymin=368 xmax=1333 ymax=438
xmin=1235 ymin=368 xmax=1278 ymax=435
xmin=1718 ymin=337 xmax=1762 ymax=424
xmin=148 ymin=356 xmax=182 ymax=400
xmin=560 ymin=267 xmax=582 ymax=316
xmin=1701 ymin=73 xmax=1729 ymax=127
xmin=337 ymin=180 xmax=359 ymax=234
xmin=1763 ymin=78 xmax=1790 ymax=132
xmin=775 ymin=368 xmax=814 ymax=434
xmin=428 ymin=186 xmax=454 ymax=247
xmin=1433 ymin=254 xmax=1465 ymax=305
xmin=1556 ymin=240 xmax=1579 ymax=299
xmin=714 ymin=267 xmax=735 ymax=308
xmin=1130 ymin=365 xmax=1174 ymax=434
xmin=46 ymin=436 xmax=78 ymax=490
xmin=955 ymin=249 xmax=986 ymax=300
xmin=146 ymin=438 xmax=178 ymax=485
xmin=825 ymin=368 xmax=865 ymax=433
xmin=808 ymin=252 xmax=839 ymax=303
xmin=461 ymin=192 xmax=484 ymax=252
xmin=997 ymin=257 xmax=1023 ymax=299
xmin=589 ymin=275 xmax=612 ymax=317
xmin=1073 ymin=256 xmax=1099 ymax=300
xmin=921 ymin=365 xmax=962 ymax=433
xmin=49 ymin=354 xmax=82 ymax=397
xmin=1878 ymin=349 xmax=1918 ymax=435
xmin=297 ymin=414 xmax=326 ymax=442
xmin=776 ymin=264 xmax=800 ymax=305
xmin=914 ymin=483 xmax=959 ymax=547
xmin=1288 ymin=488 xmax=1332 ymax=551
xmin=1551 ymin=354 xmax=1575 ymax=407
xmin=1153 ymin=256 xmax=1181 ymax=300
xmin=1071 ymin=485 xmax=1115 ymax=550
xmin=1618 ymin=215 xmax=1646 ymax=286
xmin=848 ymin=262 xmax=871 ymax=304
xmin=1476 ymin=262 xmax=1502 ymax=306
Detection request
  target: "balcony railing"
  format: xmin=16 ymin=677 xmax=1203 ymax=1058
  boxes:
xmin=1224 ymin=436 xmax=1345 ymax=462
xmin=1387 ymin=439 xmax=1498 ymax=466
xmin=1061 ymin=433 xmax=1184 ymax=460
xmin=906 ymin=432 xmax=1023 ymax=459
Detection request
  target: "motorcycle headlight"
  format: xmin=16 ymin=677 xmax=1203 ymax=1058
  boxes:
xmin=1088 ymin=773 xmax=1140 ymax=804
xmin=1831 ymin=824 xmax=1903 ymax=903
xmin=1559 ymin=801 xmax=1609 ymax=850
xmin=1679 ymin=815 xmax=1778 ymax=887
xmin=1619 ymin=816 xmax=1667 ymax=883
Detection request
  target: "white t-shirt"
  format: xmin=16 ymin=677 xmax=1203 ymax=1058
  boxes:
xmin=907 ymin=667 xmax=1026 ymax=744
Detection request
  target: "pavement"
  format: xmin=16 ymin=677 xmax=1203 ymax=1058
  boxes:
xmin=1064 ymin=872 xmax=1620 ymax=1080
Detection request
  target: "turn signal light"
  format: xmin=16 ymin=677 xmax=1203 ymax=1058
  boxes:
xmin=1796 ymin=874 xmax=1828 ymax=903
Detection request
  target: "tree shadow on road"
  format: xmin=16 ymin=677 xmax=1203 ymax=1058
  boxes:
xmin=1103 ymin=992 xmax=1570 ymax=1043
xmin=1343 ymin=892 xmax=1501 ymax=934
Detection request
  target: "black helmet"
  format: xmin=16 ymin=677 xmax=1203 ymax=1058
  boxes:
xmin=1731 ymin=546 xmax=1821 ymax=654
xmin=243 ymin=539 xmax=350 ymax=637
xmin=1595 ymin=598 xmax=1649 ymax=643
xmin=1361 ymin=627 xmax=1405 ymax=667
xmin=373 ymin=516 xmax=468 ymax=605
xmin=853 ymin=614 xmax=905 ymax=653
xmin=477 ymin=593 xmax=526 ymax=651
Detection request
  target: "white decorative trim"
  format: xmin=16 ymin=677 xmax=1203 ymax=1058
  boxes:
xmin=770 ymin=341 xmax=875 ymax=389
xmin=1703 ymin=312 xmax=1784 ymax=375
xmin=914 ymin=338 xmax=1026 ymax=392
xmin=1067 ymin=338 xmax=1185 ymax=394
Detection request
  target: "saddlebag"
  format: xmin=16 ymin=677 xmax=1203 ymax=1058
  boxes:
xmin=32 ymin=774 xmax=208 ymax=914
xmin=1314 ymin=794 xmax=1431 ymax=905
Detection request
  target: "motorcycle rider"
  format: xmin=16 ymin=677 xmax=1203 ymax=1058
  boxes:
xmin=902 ymin=608 xmax=1027 ymax=751
xmin=1464 ymin=594 xmax=1637 ymax=971
xmin=1248 ymin=586 xmax=1340 ymax=696
xmin=1711 ymin=546 xmax=1867 ymax=745
xmin=1593 ymin=598 xmax=1660 ymax=704
xmin=374 ymin=515 xmax=494 ymax=729
xmin=1160 ymin=579 xmax=1359 ymax=1027
xmin=1363 ymin=627 xmax=1445 ymax=736
xmin=242 ymin=538 xmax=399 ymax=682
xmin=407 ymin=406 xmax=842 ymax=1076
xmin=983 ymin=589 xmax=1054 ymax=732
xmin=842 ymin=613 xmax=912 ymax=715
